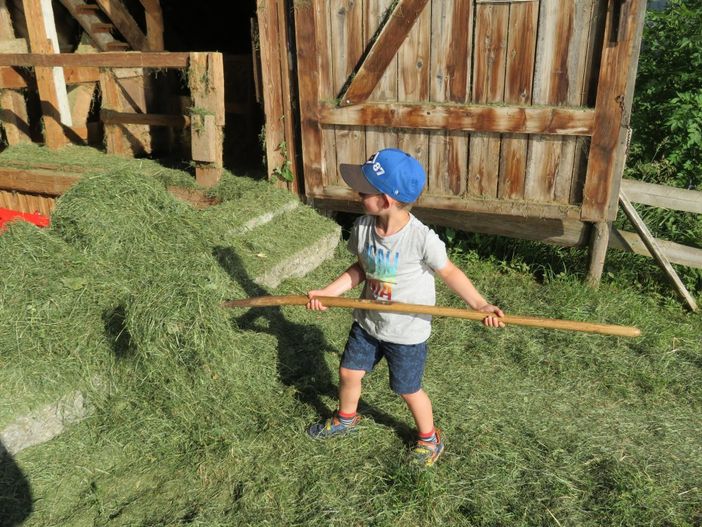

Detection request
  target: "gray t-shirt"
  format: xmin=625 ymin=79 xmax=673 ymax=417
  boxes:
xmin=347 ymin=214 xmax=448 ymax=345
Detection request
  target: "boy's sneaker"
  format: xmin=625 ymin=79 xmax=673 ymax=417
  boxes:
xmin=307 ymin=412 xmax=361 ymax=439
xmin=411 ymin=429 xmax=445 ymax=467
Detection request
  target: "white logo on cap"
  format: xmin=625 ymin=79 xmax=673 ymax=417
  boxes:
xmin=366 ymin=152 xmax=385 ymax=176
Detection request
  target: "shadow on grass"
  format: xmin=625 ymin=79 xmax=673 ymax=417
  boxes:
xmin=213 ymin=246 xmax=415 ymax=445
xmin=0 ymin=441 xmax=33 ymax=526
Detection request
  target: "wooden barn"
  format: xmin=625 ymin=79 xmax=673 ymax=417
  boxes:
xmin=3 ymin=0 xmax=699 ymax=305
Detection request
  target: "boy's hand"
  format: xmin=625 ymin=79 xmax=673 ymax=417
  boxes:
xmin=306 ymin=290 xmax=328 ymax=311
xmin=477 ymin=304 xmax=505 ymax=328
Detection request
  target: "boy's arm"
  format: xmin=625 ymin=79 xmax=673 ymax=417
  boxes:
xmin=307 ymin=261 xmax=365 ymax=311
xmin=436 ymin=260 xmax=505 ymax=328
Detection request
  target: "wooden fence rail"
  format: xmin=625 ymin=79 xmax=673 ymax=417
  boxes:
xmin=0 ymin=52 xmax=224 ymax=187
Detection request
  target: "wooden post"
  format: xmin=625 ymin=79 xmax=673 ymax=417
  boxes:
xmin=581 ymin=0 xmax=647 ymax=221
xmin=138 ymin=0 xmax=164 ymax=51
xmin=0 ymin=0 xmax=31 ymax=145
xmin=21 ymin=0 xmax=71 ymax=148
xmin=99 ymin=68 xmax=128 ymax=154
xmin=188 ymin=52 xmax=224 ymax=187
xmin=257 ymin=0 xmax=299 ymax=192
xmin=586 ymin=221 xmax=611 ymax=287
xmin=619 ymin=191 xmax=698 ymax=311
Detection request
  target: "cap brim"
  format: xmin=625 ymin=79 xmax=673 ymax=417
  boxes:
xmin=339 ymin=164 xmax=380 ymax=194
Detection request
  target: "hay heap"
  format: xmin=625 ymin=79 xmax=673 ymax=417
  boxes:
xmin=0 ymin=158 xmax=336 ymax=445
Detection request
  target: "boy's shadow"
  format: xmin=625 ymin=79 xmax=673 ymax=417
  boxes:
xmin=213 ymin=246 xmax=414 ymax=445
xmin=0 ymin=441 xmax=33 ymax=526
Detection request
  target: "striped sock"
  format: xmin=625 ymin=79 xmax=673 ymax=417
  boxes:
xmin=337 ymin=411 xmax=356 ymax=426
xmin=418 ymin=428 xmax=437 ymax=443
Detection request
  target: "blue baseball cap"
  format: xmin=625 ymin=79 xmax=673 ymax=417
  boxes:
xmin=339 ymin=148 xmax=426 ymax=202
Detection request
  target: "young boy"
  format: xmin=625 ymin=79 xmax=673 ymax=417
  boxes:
xmin=306 ymin=148 xmax=504 ymax=466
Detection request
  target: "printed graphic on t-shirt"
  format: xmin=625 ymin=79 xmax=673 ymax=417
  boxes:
xmin=362 ymin=244 xmax=398 ymax=301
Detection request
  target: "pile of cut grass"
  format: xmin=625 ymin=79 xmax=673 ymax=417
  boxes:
xmin=0 ymin=146 xmax=700 ymax=526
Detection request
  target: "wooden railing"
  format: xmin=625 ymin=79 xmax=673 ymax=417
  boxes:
xmin=611 ymin=178 xmax=702 ymax=310
xmin=0 ymin=52 xmax=225 ymax=187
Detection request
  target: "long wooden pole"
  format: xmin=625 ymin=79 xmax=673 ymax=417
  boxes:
xmin=223 ymin=295 xmax=641 ymax=338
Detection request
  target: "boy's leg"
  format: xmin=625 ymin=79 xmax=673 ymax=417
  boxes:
xmin=308 ymin=323 xmax=379 ymax=439
xmin=400 ymin=389 xmax=434 ymax=436
xmin=385 ymin=340 xmax=444 ymax=465
xmin=339 ymin=366 xmax=366 ymax=415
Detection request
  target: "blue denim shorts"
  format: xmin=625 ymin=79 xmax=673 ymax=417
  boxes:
xmin=341 ymin=322 xmax=428 ymax=395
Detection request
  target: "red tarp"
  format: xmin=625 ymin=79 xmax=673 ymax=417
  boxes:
xmin=0 ymin=208 xmax=50 ymax=231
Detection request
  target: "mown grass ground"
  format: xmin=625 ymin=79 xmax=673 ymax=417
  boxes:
xmin=0 ymin=147 xmax=700 ymax=526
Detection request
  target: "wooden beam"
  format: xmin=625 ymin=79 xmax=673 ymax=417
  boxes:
xmin=316 ymin=184 xmax=582 ymax=221
xmin=319 ymin=102 xmax=595 ymax=136
xmin=340 ymin=0 xmax=430 ymax=106
xmin=138 ymin=0 xmax=164 ymax=51
xmin=0 ymin=167 xmax=80 ymax=195
xmin=95 ymin=0 xmax=147 ymax=50
xmin=0 ymin=52 xmax=189 ymax=68
xmin=0 ymin=37 xmax=27 ymax=53
xmin=21 ymin=0 xmax=71 ymax=147
xmin=586 ymin=221 xmax=611 ymax=287
xmin=610 ymin=227 xmax=702 ymax=270
xmin=188 ymin=52 xmax=224 ymax=186
xmin=99 ymin=69 xmax=127 ymax=154
xmin=293 ymin=0 xmax=323 ymax=196
xmin=581 ymin=0 xmax=647 ymax=221
xmin=0 ymin=0 xmax=31 ymax=145
xmin=57 ymin=0 xmax=122 ymax=51
xmin=620 ymin=178 xmax=702 ymax=214
xmin=0 ymin=66 xmax=100 ymax=88
xmin=619 ymin=190 xmax=698 ymax=311
xmin=100 ymin=108 xmax=189 ymax=127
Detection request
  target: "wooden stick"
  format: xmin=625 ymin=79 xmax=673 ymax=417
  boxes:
xmin=222 ymin=295 xmax=641 ymax=338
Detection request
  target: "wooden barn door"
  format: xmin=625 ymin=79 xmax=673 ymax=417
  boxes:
xmin=293 ymin=0 xmax=646 ymax=223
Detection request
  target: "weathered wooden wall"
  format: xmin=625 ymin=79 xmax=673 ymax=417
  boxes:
xmin=293 ymin=0 xmax=647 ymax=226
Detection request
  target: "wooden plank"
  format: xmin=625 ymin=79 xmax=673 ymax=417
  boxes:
xmin=428 ymin=0 xmax=470 ymax=195
xmin=581 ymin=0 xmax=647 ymax=221
xmin=364 ymin=0 xmax=398 ymax=155
xmin=620 ymin=179 xmax=702 ymax=214
xmin=0 ymin=65 xmax=99 ymax=89
xmin=524 ymin=0 xmax=575 ymax=202
xmin=0 ymin=190 xmax=57 ymax=214
xmin=397 ymin=0 xmax=430 ymax=173
xmin=95 ymin=0 xmax=147 ymax=50
xmin=188 ymin=53 xmax=224 ymax=186
xmin=610 ymin=228 xmax=702 ymax=270
xmin=585 ymin=221 xmax=611 ymax=286
xmin=0 ymin=0 xmax=31 ymax=144
xmin=329 ymin=0 xmax=365 ymax=182
xmin=275 ymin=0 xmax=299 ymax=193
xmin=340 ymin=0 xmax=429 ymax=106
xmin=293 ymin=0 xmax=323 ymax=195
xmin=0 ymin=52 xmax=189 ymax=68
xmin=0 ymin=38 xmax=27 ymax=53
xmin=100 ymin=109 xmax=188 ymax=127
xmin=99 ymin=68 xmax=127 ymax=154
xmin=619 ymin=190 xmax=698 ymax=311
xmin=0 ymin=90 xmax=31 ymax=143
xmin=22 ymin=0 xmax=70 ymax=147
xmin=57 ymin=0 xmax=122 ymax=51
xmin=468 ymin=1 xmax=508 ymax=198
xmin=0 ymin=167 xmax=80 ymax=195
xmin=138 ymin=0 xmax=164 ymax=51
xmin=498 ymin=0 xmax=538 ymax=199
xmin=317 ymin=183 xmax=581 ymax=220
xmin=68 ymin=82 xmax=96 ymax=140
xmin=319 ymin=102 xmax=595 ymax=135
xmin=311 ymin=195 xmax=589 ymax=247
xmin=256 ymin=0 xmax=286 ymax=182
xmin=553 ymin=0 xmax=598 ymax=204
